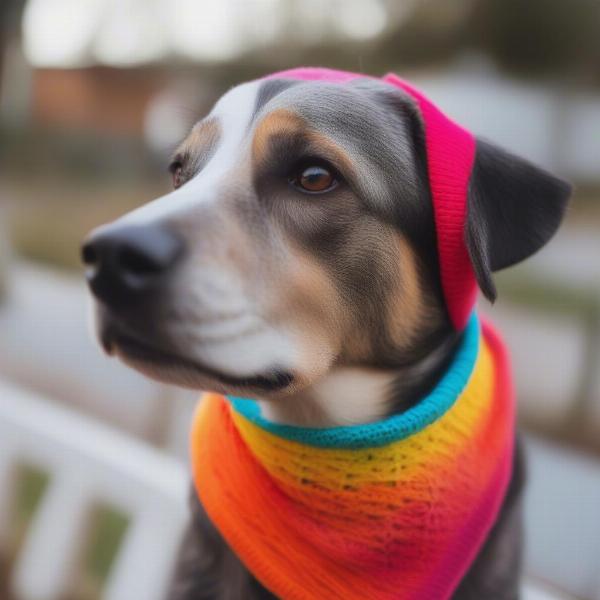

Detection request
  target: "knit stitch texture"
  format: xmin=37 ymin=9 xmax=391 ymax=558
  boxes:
xmin=190 ymin=316 xmax=514 ymax=600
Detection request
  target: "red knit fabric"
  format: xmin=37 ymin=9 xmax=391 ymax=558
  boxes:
xmin=383 ymin=74 xmax=477 ymax=330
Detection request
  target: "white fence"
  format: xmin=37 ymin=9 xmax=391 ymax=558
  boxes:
xmin=0 ymin=380 xmax=188 ymax=600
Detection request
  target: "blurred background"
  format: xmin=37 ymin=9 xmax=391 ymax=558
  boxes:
xmin=0 ymin=1 xmax=599 ymax=599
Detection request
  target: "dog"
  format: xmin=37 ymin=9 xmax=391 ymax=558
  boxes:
xmin=82 ymin=68 xmax=571 ymax=600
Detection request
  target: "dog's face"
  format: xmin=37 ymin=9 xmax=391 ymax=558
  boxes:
xmin=83 ymin=75 xmax=570 ymax=400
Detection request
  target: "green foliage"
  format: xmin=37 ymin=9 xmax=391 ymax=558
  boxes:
xmin=74 ymin=506 xmax=129 ymax=600
xmin=13 ymin=465 xmax=49 ymax=541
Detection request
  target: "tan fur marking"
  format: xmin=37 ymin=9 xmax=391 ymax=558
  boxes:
xmin=386 ymin=234 xmax=426 ymax=349
xmin=176 ymin=117 xmax=221 ymax=162
xmin=271 ymin=239 xmax=347 ymax=387
xmin=252 ymin=109 xmax=356 ymax=178
xmin=252 ymin=109 xmax=305 ymax=166
xmin=341 ymin=326 xmax=375 ymax=364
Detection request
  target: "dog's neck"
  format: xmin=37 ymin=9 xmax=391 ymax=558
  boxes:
xmin=258 ymin=334 xmax=458 ymax=427
xmin=259 ymin=367 xmax=395 ymax=427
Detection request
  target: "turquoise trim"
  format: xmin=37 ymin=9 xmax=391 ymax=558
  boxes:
xmin=229 ymin=312 xmax=480 ymax=449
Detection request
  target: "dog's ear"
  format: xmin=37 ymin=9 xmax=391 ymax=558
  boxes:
xmin=465 ymin=139 xmax=572 ymax=302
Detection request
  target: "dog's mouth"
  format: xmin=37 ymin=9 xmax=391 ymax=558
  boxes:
xmin=104 ymin=326 xmax=294 ymax=392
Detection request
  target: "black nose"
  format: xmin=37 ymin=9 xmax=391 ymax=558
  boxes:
xmin=82 ymin=224 xmax=183 ymax=308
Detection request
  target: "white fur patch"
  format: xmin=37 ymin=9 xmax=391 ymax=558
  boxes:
xmin=259 ymin=367 xmax=396 ymax=427
xmin=190 ymin=326 xmax=297 ymax=378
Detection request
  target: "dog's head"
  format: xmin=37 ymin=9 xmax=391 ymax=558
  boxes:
xmin=82 ymin=68 xmax=570 ymax=399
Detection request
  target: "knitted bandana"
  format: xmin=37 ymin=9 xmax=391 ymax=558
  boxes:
xmin=191 ymin=315 xmax=515 ymax=600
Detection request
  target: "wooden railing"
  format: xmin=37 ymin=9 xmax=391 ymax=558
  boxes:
xmin=0 ymin=380 xmax=188 ymax=600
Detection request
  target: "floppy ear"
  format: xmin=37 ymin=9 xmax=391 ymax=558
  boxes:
xmin=465 ymin=139 xmax=572 ymax=302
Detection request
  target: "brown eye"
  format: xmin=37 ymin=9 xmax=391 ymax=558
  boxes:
xmin=171 ymin=163 xmax=184 ymax=189
xmin=293 ymin=165 xmax=337 ymax=193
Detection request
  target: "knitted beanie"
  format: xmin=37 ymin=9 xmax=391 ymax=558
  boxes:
xmin=265 ymin=68 xmax=478 ymax=331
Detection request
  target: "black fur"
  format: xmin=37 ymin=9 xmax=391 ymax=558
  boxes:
xmin=168 ymin=490 xmax=278 ymax=600
xmin=466 ymin=140 xmax=572 ymax=302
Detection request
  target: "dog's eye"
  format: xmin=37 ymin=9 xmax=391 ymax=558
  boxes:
xmin=170 ymin=162 xmax=184 ymax=189
xmin=291 ymin=166 xmax=337 ymax=194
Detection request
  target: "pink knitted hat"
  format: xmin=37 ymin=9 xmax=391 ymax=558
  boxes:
xmin=265 ymin=68 xmax=478 ymax=331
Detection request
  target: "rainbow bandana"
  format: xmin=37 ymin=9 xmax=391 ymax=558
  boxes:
xmin=191 ymin=315 xmax=515 ymax=600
